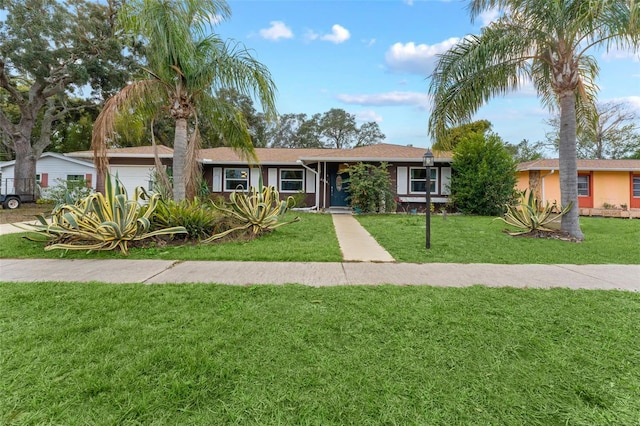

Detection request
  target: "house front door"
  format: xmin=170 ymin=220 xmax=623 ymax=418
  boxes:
xmin=330 ymin=171 xmax=350 ymax=206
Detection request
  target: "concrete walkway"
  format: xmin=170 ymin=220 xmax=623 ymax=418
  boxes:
xmin=331 ymin=214 xmax=394 ymax=262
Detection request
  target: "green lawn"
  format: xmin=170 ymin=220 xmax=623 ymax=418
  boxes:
xmin=2 ymin=213 xmax=639 ymax=264
xmin=2 ymin=283 xmax=639 ymax=425
xmin=357 ymin=215 xmax=640 ymax=264
xmin=0 ymin=212 xmax=343 ymax=262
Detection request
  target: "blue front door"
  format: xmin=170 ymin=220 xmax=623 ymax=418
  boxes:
xmin=330 ymin=172 xmax=350 ymax=206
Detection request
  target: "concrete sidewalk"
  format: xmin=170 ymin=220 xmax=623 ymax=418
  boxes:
xmin=1 ymin=258 xmax=639 ymax=291
xmin=2 ymin=215 xmax=638 ymax=291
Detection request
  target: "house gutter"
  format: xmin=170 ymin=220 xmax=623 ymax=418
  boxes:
xmin=296 ymin=160 xmax=319 ymax=210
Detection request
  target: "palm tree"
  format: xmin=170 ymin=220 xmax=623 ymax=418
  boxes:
xmin=428 ymin=0 xmax=639 ymax=240
xmin=92 ymin=0 xmax=277 ymax=201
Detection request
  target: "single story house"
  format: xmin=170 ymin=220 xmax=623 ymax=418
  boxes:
xmin=0 ymin=152 xmax=96 ymax=198
xmin=66 ymin=145 xmax=174 ymax=196
xmin=517 ymin=158 xmax=640 ymax=217
xmin=68 ymin=143 xmax=452 ymax=212
xmin=200 ymin=143 xmax=453 ymax=211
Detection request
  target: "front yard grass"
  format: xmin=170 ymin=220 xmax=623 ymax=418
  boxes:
xmin=357 ymin=215 xmax=640 ymax=264
xmin=0 ymin=212 xmax=343 ymax=262
xmin=2 ymin=283 xmax=639 ymax=424
xmin=2 ymin=212 xmax=638 ymax=264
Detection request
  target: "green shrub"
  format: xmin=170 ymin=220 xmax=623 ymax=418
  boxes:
xmin=450 ymin=133 xmax=517 ymax=216
xmin=21 ymin=174 xmax=186 ymax=255
xmin=41 ymin=178 xmax=94 ymax=205
xmin=495 ymin=189 xmax=572 ymax=235
xmin=152 ymin=198 xmax=241 ymax=240
xmin=345 ymin=162 xmax=396 ymax=213
xmin=203 ymin=183 xmax=299 ymax=243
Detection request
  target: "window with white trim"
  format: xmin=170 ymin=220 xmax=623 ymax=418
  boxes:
xmin=409 ymin=167 xmax=437 ymax=194
xmin=633 ymin=176 xmax=640 ymax=197
xmin=224 ymin=168 xmax=249 ymax=191
xmin=577 ymin=175 xmax=590 ymax=196
xmin=280 ymin=169 xmax=304 ymax=192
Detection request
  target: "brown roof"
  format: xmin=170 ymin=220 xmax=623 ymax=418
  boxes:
xmin=66 ymin=143 xmax=453 ymax=165
xmin=66 ymin=145 xmax=174 ymax=158
xmin=198 ymin=147 xmax=328 ymax=164
xmin=518 ymin=158 xmax=640 ymax=172
xmin=200 ymin=143 xmax=452 ymax=164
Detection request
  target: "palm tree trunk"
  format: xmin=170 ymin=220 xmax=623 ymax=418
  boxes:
xmin=173 ymin=118 xmax=188 ymax=201
xmin=558 ymin=91 xmax=584 ymax=240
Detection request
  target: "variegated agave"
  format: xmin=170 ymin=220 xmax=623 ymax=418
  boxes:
xmin=21 ymin=174 xmax=186 ymax=254
xmin=203 ymin=183 xmax=299 ymax=243
xmin=495 ymin=189 xmax=572 ymax=235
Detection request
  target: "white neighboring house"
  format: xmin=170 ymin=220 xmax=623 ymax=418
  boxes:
xmin=0 ymin=152 xmax=96 ymax=201
xmin=66 ymin=145 xmax=174 ymax=196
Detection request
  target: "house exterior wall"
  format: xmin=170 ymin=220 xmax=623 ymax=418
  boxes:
xmin=202 ymin=161 xmax=452 ymax=212
xmin=0 ymin=155 xmax=95 ymax=197
xmin=517 ymin=168 xmax=640 ymax=215
xmin=593 ymin=171 xmax=629 ymax=208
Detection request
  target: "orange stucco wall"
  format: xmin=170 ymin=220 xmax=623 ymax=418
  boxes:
xmin=593 ymin=171 xmax=630 ymax=208
xmin=516 ymin=170 xmax=633 ymax=208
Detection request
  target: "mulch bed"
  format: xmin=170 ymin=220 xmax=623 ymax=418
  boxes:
xmin=505 ymin=228 xmax=581 ymax=242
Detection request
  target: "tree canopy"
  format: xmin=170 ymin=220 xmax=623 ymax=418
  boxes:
xmin=92 ymin=0 xmax=278 ymax=200
xmin=0 ymin=0 xmax=135 ymax=193
xmin=428 ymin=0 xmax=640 ymax=240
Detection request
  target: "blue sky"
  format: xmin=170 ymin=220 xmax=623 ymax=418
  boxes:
xmin=216 ymin=0 xmax=640 ymax=149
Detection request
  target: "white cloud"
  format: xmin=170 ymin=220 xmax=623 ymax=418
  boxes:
xmin=320 ymin=24 xmax=350 ymax=44
xmin=403 ymin=0 xmax=414 ymax=5
xmin=336 ymin=91 xmax=429 ymax=108
xmin=356 ymin=110 xmax=383 ymax=123
xmin=385 ymin=38 xmax=461 ymax=75
xmin=259 ymin=21 xmax=294 ymax=41
xmin=611 ymin=96 xmax=640 ymax=113
xmin=479 ymin=7 xmax=501 ymax=26
xmin=601 ymin=46 xmax=640 ymax=62
xmin=362 ymin=38 xmax=376 ymax=47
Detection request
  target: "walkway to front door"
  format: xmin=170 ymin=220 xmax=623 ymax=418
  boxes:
xmin=331 ymin=214 xmax=395 ymax=262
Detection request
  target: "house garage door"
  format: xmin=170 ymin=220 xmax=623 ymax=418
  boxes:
xmin=109 ymin=165 xmax=155 ymax=196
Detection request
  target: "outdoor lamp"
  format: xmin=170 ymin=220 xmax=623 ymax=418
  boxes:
xmin=423 ymin=149 xmax=434 ymax=249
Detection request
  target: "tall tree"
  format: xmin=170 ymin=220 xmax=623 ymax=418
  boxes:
xmin=355 ymin=121 xmax=386 ymax=147
xmin=92 ymin=0 xmax=277 ymax=200
xmin=428 ymin=0 xmax=640 ymax=240
xmin=319 ymin=108 xmax=357 ymax=149
xmin=0 ymin=0 xmax=134 ymax=194
xmin=506 ymin=138 xmax=545 ymax=163
xmin=545 ymin=101 xmax=640 ymax=159
xmin=268 ymin=113 xmax=324 ymax=148
xmin=432 ymin=120 xmax=492 ymax=151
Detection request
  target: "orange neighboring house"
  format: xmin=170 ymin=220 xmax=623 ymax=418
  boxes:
xmin=517 ymin=159 xmax=640 ymax=218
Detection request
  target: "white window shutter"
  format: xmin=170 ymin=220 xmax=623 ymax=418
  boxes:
xmin=212 ymin=167 xmax=222 ymax=192
xmin=441 ymin=167 xmax=452 ymax=195
xmin=250 ymin=168 xmax=261 ymax=189
xmin=305 ymin=169 xmax=315 ymax=193
xmin=268 ymin=168 xmax=278 ymax=187
xmin=397 ymin=167 xmax=408 ymax=195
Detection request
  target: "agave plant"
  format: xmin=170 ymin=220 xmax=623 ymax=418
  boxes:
xmin=496 ymin=189 xmax=572 ymax=236
xmin=203 ymin=182 xmax=299 ymax=243
xmin=20 ymin=173 xmax=186 ymax=254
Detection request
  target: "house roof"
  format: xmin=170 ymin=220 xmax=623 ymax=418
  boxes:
xmin=200 ymin=144 xmax=453 ymax=165
xmin=66 ymin=145 xmax=174 ymax=159
xmin=518 ymin=158 xmax=640 ymax=172
xmin=0 ymin=152 xmax=95 ymax=170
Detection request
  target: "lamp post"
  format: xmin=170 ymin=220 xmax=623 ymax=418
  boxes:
xmin=423 ymin=149 xmax=434 ymax=249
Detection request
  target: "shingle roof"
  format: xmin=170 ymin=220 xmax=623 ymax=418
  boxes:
xmin=200 ymin=143 xmax=452 ymax=164
xmin=66 ymin=145 xmax=174 ymax=158
xmin=518 ymin=158 xmax=640 ymax=172
xmin=66 ymin=143 xmax=453 ymax=164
